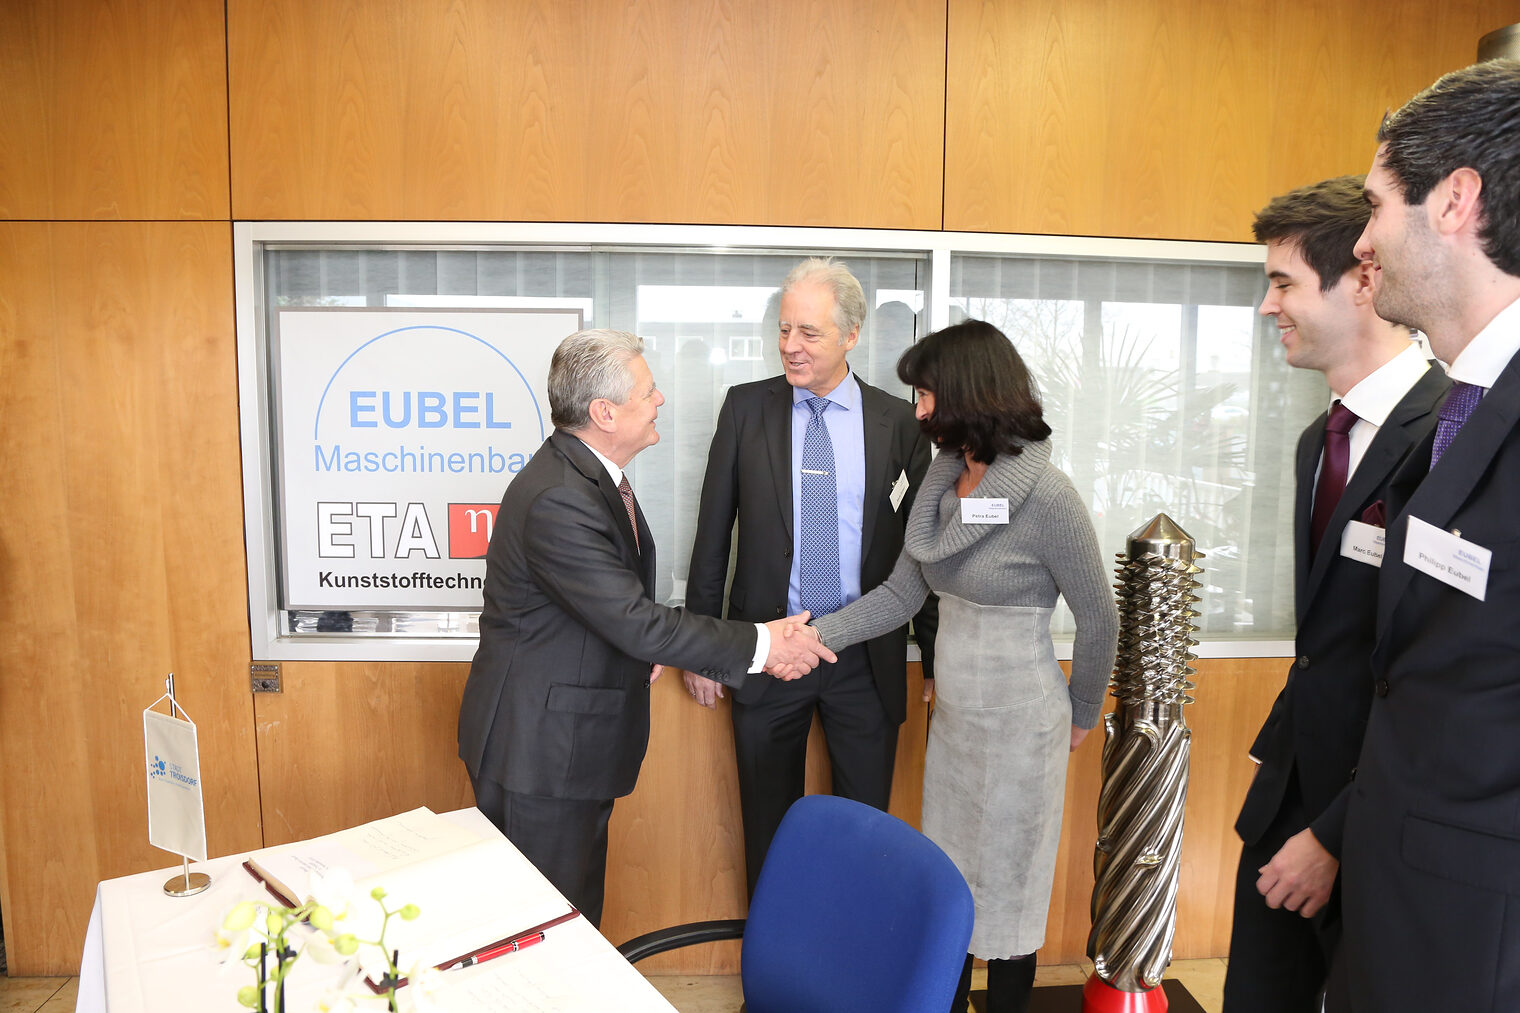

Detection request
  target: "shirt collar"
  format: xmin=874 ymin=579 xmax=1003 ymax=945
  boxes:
xmin=576 ymin=437 xmax=624 ymax=486
xmin=1338 ymin=343 xmax=1430 ymax=427
xmin=1447 ymin=294 xmax=1520 ymax=389
xmin=791 ymin=369 xmax=860 ymax=412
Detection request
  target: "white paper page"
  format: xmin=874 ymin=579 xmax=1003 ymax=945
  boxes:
xmin=422 ymin=916 xmax=674 ymax=1012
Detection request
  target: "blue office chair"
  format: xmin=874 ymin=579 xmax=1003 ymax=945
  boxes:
xmin=618 ymin=794 xmax=974 ymax=1013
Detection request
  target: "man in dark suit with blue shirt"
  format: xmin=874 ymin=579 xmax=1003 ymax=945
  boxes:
xmin=684 ymin=258 xmax=936 ymax=895
xmin=1324 ymin=59 xmax=1520 ymax=1012
xmin=1222 ymin=177 xmax=1448 ymax=1013
xmin=457 ymin=328 xmax=834 ymax=927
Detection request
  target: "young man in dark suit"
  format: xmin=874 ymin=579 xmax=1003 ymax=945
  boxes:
xmin=457 ymin=329 xmax=835 ymax=927
xmin=1323 ymin=59 xmax=1520 ymax=1012
xmin=684 ymin=258 xmax=936 ymax=894
xmin=1222 ymin=177 xmax=1448 ymax=1013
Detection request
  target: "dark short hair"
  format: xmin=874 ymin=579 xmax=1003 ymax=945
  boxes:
xmin=1251 ymin=176 xmax=1368 ymax=292
xmin=896 ymin=320 xmax=1051 ymax=463
xmin=1377 ymin=58 xmax=1520 ymax=277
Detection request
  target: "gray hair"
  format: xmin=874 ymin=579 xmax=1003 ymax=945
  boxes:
xmin=780 ymin=257 xmax=867 ymax=342
xmin=548 ymin=329 xmax=644 ymax=430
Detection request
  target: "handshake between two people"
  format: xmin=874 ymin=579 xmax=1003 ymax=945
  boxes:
xmin=683 ymin=611 xmax=836 ymax=708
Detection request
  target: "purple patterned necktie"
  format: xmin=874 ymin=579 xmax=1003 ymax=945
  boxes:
xmin=1310 ymin=400 xmax=1358 ymax=557
xmin=618 ymin=475 xmax=640 ymax=552
xmin=1430 ymin=381 xmax=1486 ymax=469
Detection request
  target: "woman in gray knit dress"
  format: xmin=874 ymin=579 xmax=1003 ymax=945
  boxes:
xmin=809 ymin=320 xmax=1119 ymax=1013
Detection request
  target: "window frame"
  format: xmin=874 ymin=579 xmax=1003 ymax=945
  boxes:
xmin=234 ymin=221 xmax=1289 ymax=662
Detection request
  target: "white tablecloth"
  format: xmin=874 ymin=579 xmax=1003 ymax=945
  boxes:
xmin=77 ymin=808 xmax=676 ymax=1012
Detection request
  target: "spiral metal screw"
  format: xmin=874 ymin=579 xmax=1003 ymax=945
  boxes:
xmin=1087 ymin=513 xmax=1203 ymax=993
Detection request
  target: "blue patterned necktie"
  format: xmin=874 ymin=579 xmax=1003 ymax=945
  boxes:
xmin=798 ymin=397 xmax=843 ymax=616
xmin=1431 ymin=380 xmax=1486 ymax=469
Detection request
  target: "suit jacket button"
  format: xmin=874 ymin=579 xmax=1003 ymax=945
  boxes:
xmin=1297 ymin=655 xmax=1310 ymax=668
xmin=1375 ymin=679 xmax=1390 ymax=697
xmin=775 ymin=606 xmax=784 ymax=616
xmin=1348 ymin=766 xmax=1358 ymax=781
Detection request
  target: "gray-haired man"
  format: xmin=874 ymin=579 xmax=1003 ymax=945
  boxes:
xmin=458 ymin=329 xmax=833 ymax=926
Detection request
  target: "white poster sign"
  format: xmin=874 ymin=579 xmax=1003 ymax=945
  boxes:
xmin=274 ymin=309 xmax=581 ymax=609
xmin=144 ymin=707 xmax=207 ymax=861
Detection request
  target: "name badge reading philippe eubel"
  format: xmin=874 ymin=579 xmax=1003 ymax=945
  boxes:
xmin=1404 ymin=515 xmax=1491 ymax=600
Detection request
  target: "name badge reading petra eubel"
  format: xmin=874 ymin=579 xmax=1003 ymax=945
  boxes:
xmin=1404 ymin=515 xmax=1491 ymax=600
xmin=1340 ymin=520 xmax=1385 ymax=568
xmin=960 ymin=498 xmax=1010 ymax=524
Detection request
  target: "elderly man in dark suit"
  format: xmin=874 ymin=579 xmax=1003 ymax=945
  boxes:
xmin=457 ymin=328 xmax=834 ymax=927
xmin=1321 ymin=59 xmax=1520 ymax=1012
xmin=684 ymin=258 xmax=936 ymax=895
xmin=1222 ymin=177 xmax=1447 ymax=1013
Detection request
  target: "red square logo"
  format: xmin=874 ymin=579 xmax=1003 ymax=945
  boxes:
xmin=448 ymin=503 xmax=500 ymax=558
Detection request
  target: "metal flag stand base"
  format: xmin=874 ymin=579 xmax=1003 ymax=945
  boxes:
xmin=155 ymin=672 xmax=212 ymax=898
xmin=164 ymin=858 xmax=211 ymax=897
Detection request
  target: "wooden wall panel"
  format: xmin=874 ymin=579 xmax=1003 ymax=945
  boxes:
xmin=945 ymin=0 xmax=1520 ymax=241
xmin=227 ymin=0 xmax=947 ymax=227
xmin=251 ymin=663 xmax=476 ymax=847
xmin=0 ymin=222 xmax=261 ymax=975
xmin=0 ymin=0 xmax=229 ymax=220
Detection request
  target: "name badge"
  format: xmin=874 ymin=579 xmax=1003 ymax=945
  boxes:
xmin=961 ymin=498 xmax=1009 ymax=524
xmin=1339 ymin=520 xmax=1385 ymax=568
xmin=1404 ymin=515 xmax=1491 ymax=600
xmin=889 ymin=470 xmax=909 ymax=512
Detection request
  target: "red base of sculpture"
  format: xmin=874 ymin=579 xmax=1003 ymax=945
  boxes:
xmin=1081 ymin=973 xmax=1168 ymax=1013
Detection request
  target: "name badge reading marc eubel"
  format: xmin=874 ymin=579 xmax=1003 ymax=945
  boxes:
xmin=1404 ymin=515 xmax=1491 ymax=600
xmin=960 ymin=498 xmax=1009 ymax=524
xmin=1340 ymin=520 xmax=1385 ymax=568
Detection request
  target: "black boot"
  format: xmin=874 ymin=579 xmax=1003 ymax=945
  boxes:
xmin=985 ymin=953 xmax=1036 ymax=1013
xmin=949 ymin=952 xmax=975 ymax=1013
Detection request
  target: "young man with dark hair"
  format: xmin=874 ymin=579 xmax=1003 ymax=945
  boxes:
xmin=1222 ymin=176 xmax=1448 ymax=1013
xmin=1327 ymin=59 xmax=1520 ymax=1012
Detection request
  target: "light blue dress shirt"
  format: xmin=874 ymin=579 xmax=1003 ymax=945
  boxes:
xmin=787 ymin=372 xmax=865 ymax=617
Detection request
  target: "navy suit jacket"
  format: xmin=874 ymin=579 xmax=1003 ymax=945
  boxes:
xmin=1332 ymin=349 xmax=1520 ymax=1011
xmin=1235 ymin=364 xmax=1447 ymax=853
xmin=458 ymin=430 xmax=755 ymax=800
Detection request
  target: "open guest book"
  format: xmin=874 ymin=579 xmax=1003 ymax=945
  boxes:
xmin=242 ymin=806 xmax=579 ymax=991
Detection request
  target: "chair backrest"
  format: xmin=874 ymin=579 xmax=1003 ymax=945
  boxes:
xmin=740 ymin=794 xmax=975 ymax=1013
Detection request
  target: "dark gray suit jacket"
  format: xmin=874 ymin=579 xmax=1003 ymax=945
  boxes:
xmin=458 ymin=429 xmax=755 ymax=801
xmin=1236 ymin=364 xmax=1447 ymax=853
xmin=1331 ymin=349 xmax=1520 ymax=1011
xmin=686 ymin=375 xmax=935 ymax=725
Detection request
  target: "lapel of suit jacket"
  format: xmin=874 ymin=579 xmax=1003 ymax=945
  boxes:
xmin=1299 ymin=365 xmax=1445 ymax=619
xmin=1377 ymin=354 xmax=1520 ymax=637
xmin=856 ymin=379 xmax=895 ymax=556
xmin=762 ymin=379 xmax=795 ymax=543
xmin=551 ymin=429 xmax=647 ymax=579
xmin=1293 ymin=411 xmax=1325 ymax=622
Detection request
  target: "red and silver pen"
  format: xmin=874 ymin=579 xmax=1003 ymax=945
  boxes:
xmin=454 ymin=931 xmax=545 ymax=969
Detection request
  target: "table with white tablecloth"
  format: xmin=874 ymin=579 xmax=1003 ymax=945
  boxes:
xmin=77 ymin=807 xmax=677 ymax=1012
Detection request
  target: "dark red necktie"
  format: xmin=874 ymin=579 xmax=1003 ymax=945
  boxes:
xmin=1310 ymin=401 xmax=1358 ymax=557
xmin=618 ymin=475 xmax=640 ymax=552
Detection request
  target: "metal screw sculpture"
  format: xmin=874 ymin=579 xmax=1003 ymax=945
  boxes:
xmin=1083 ymin=513 xmax=1203 ymax=1012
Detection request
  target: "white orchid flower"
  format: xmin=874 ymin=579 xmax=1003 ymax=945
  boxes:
xmin=214 ymin=900 xmax=265 ymax=965
xmin=402 ymin=961 xmax=445 ymax=1013
xmin=313 ymin=988 xmax=359 ymax=1013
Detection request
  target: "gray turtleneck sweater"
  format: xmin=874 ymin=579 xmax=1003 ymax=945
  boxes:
xmin=813 ymin=440 xmax=1119 ymax=728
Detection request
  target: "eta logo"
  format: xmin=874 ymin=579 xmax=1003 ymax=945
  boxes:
xmin=318 ymin=502 xmax=440 ymax=559
xmin=150 ymin=756 xmax=167 ymax=779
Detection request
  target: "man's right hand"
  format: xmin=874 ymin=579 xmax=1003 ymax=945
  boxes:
xmin=763 ymin=611 xmax=836 ymax=679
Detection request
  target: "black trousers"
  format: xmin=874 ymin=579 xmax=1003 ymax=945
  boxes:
xmin=730 ymin=643 xmax=898 ymax=895
xmin=1223 ymin=768 xmax=1341 ymax=1013
xmin=471 ymin=774 xmax=615 ymax=928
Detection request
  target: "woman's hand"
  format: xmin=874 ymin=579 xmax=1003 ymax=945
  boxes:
xmin=1070 ymin=724 xmax=1091 ymax=752
xmin=922 ymin=677 xmax=935 ymax=703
